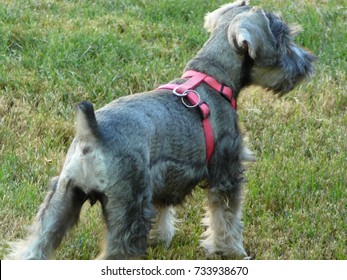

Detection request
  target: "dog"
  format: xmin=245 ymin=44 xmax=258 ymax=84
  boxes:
xmin=7 ymin=0 xmax=315 ymax=259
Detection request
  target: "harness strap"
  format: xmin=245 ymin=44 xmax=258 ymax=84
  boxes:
xmin=157 ymin=70 xmax=236 ymax=163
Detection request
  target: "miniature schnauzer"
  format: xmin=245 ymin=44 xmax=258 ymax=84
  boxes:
xmin=7 ymin=0 xmax=315 ymax=259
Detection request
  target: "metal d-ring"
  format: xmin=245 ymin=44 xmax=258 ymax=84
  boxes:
xmin=173 ymin=86 xmax=188 ymax=97
xmin=181 ymin=90 xmax=201 ymax=108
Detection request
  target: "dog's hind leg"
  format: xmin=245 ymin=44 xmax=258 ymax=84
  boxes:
xmin=7 ymin=177 xmax=87 ymax=259
xmin=98 ymin=168 xmax=155 ymax=260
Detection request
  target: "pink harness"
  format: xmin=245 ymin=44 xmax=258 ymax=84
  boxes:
xmin=157 ymin=70 xmax=236 ymax=163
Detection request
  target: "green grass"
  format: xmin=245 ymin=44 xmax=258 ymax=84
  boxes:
xmin=0 ymin=0 xmax=346 ymax=259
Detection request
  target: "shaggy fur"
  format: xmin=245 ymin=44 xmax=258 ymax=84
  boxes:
xmin=7 ymin=1 xmax=314 ymax=260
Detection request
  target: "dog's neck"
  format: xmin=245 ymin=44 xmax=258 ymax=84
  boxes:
xmin=185 ymin=26 xmax=248 ymax=98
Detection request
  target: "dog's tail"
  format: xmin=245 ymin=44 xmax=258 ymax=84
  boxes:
xmin=75 ymin=101 xmax=100 ymax=141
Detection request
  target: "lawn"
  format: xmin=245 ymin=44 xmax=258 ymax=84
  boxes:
xmin=0 ymin=0 xmax=346 ymax=259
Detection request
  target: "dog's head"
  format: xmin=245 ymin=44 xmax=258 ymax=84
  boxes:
xmin=204 ymin=0 xmax=316 ymax=94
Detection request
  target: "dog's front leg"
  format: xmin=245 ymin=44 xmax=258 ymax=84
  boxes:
xmin=200 ymin=138 xmax=248 ymax=261
xmin=201 ymin=184 xmax=247 ymax=259
xmin=149 ymin=205 xmax=177 ymax=247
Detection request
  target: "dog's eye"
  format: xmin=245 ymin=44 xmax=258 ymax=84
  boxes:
xmin=82 ymin=147 xmax=91 ymax=155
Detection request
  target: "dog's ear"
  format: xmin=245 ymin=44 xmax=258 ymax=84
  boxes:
xmin=204 ymin=0 xmax=248 ymax=32
xmin=227 ymin=7 xmax=277 ymax=65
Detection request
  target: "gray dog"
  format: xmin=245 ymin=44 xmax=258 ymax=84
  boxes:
xmin=8 ymin=0 xmax=315 ymax=259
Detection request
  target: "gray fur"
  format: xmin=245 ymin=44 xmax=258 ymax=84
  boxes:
xmin=7 ymin=1 xmax=314 ymax=260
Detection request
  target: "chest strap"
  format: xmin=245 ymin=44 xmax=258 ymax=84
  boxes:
xmin=157 ymin=70 xmax=236 ymax=163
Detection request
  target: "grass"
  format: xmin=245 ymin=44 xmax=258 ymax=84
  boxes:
xmin=0 ymin=0 xmax=346 ymax=259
